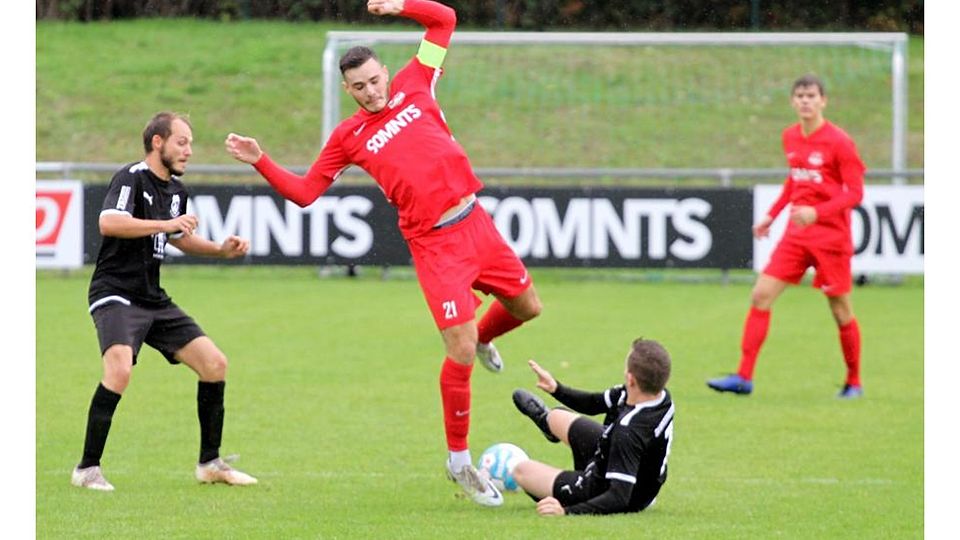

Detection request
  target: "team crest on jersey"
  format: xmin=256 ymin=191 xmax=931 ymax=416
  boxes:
xmin=170 ymin=194 xmax=181 ymax=217
xmin=387 ymin=91 xmax=406 ymax=109
xmin=808 ymin=151 xmax=824 ymax=167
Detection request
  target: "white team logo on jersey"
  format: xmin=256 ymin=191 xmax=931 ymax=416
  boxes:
xmin=790 ymin=167 xmax=824 ymax=183
xmin=387 ymin=91 xmax=406 ymax=110
xmin=170 ymin=194 xmax=181 ymax=217
xmin=808 ymin=151 xmax=824 ymax=167
xmin=365 ymin=104 xmax=423 ymax=154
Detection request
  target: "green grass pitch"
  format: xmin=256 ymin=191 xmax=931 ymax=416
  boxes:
xmin=37 ymin=267 xmax=922 ymax=538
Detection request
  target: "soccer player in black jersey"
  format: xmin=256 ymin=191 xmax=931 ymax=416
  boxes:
xmin=511 ymin=338 xmax=675 ymax=515
xmin=72 ymin=112 xmax=256 ymax=491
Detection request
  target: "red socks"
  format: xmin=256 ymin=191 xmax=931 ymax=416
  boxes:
xmin=477 ymin=301 xmax=523 ymax=344
xmin=737 ymin=306 xmax=861 ymax=386
xmin=440 ymin=301 xmax=524 ymax=452
xmin=439 ymin=358 xmax=473 ymax=452
xmin=839 ymin=319 xmax=861 ymax=386
xmin=737 ymin=307 xmax=771 ymax=380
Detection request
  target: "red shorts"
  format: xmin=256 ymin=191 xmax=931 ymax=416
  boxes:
xmin=407 ymin=204 xmax=532 ymax=329
xmin=763 ymin=237 xmax=852 ymax=297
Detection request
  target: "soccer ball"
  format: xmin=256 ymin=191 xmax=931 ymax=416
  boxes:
xmin=478 ymin=442 xmax=529 ymax=492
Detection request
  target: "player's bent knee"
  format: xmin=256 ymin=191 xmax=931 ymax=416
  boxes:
xmin=204 ymin=351 xmax=228 ymax=380
xmin=523 ymin=296 xmax=543 ymax=320
xmin=750 ymin=288 xmax=775 ymax=309
xmin=102 ymin=346 xmax=133 ymax=392
xmin=512 ymin=460 xmax=533 ymax=485
xmin=831 ymin=306 xmax=854 ymax=326
xmin=103 ymin=369 xmax=132 ymax=393
xmin=447 ymin=342 xmax=476 ymax=365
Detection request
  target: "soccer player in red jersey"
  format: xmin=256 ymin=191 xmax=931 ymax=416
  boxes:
xmin=225 ymin=0 xmax=541 ymax=505
xmin=707 ymin=74 xmax=866 ymax=399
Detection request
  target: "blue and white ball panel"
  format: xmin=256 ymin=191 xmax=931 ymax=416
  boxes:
xmin=478 ymin=443 xmax=529 ymax=492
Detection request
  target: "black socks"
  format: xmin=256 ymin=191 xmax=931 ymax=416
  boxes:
xmin=78 ymin=383 xmax=122 ymax=469
xmin=197 ymin=381 xmax=225 ymax=464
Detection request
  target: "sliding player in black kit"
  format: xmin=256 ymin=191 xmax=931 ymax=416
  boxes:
xmin=72 ymin=112 xmax=256 ymax=491
xmin=510 ymin=338 xmax=675 ymax=516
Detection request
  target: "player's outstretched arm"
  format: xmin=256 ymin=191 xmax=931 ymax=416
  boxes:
xmin=527 ymin=360 xmax=558 ymax=393
xmin=382 ymin=0 xmax=456 ymax=68
xmin=543 ymin=372 xmax=611 ymax=416
xmin=170 ymin=233 xmax=250 ymax=259
xmin=225 ymin=132 xmax=335 ymax=208
xmin=225 ymin=133 xmax=263 ymax=165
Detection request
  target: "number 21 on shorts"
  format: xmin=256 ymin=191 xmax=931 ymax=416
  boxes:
xmin=442 ymin=300 xmax=458 ymax=320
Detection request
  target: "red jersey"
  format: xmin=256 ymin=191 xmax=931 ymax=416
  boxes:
xmin=252 ymin=0 xmax=481 ymax=240
xmin=766 ymin=120 xmax=866 ymax=252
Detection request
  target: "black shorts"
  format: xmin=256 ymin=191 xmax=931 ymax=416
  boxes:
xmin=90 ymin=301 xmax=205 ymax=364
xmin=552 ymin=416 xmax=606 ymax=505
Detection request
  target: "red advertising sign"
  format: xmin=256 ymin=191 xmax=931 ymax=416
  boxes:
xmin=36 ymin=181 xmax=83 ymax=268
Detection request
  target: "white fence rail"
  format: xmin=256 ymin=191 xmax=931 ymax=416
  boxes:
xmin=36 ymin=162 xmax=923 ymax=187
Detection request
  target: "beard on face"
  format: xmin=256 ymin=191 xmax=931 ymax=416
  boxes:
xmin=160 ymin=148 xmax=185 ymax=177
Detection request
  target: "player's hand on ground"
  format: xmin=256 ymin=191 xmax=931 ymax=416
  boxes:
xmin=752 ymin=215 xmax=773 ymax=239
xmin=367 ymin=0 xmax=403 ymax=16
xmin=166 ymin=215 xmax=198 ymax=236
xmin=790 ymin=205 xmax=818 ymax=227
xmin=219 ymin=235 xmax=250 ymax=258
xmin=536 ymin=496 xmax=566 ymax=516
xmin=527 ymin=360 xmax=558 ymax=394
xmin=225 ymin=133 xmax=263 ymax=164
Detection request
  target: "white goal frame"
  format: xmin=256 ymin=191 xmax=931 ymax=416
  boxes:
xmin=322 ymin=31 xmax=908 ymax=181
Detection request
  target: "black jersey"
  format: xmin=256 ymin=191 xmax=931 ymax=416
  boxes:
xmin=88 ymin=161 xmax=189 ymax=311
xmin=552 ymin=383 xmax=675 ymax=515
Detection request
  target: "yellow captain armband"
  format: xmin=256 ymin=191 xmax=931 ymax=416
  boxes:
xmin=417 ymin=39 xmax=447 ymax=68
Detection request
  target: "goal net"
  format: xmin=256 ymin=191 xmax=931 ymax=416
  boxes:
xmin=323 ymin=32 xmax=907 ymax=178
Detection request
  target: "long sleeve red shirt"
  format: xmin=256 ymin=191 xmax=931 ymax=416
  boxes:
xmin=766 ymin=120 xmax=866 ymax=252
xmin=252 ymin=0 xmax=481 ymax=240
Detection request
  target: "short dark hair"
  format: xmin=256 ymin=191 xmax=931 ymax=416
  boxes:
xmin=792 ymin=74 xmax=826 ymax=96
xmin=339 ymin=46 xmax=380 ymax=75
xmin=142 ymin=112 xmax=191 ymax=154
xmin=627 ymin=338 xmax=671 ymax=394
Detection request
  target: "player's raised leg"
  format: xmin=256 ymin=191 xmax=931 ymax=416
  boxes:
xmin=476 ymin=283 xmax=543 ymax=373
xmin=440 ymin=321 xmax=503 ymax=506
xmin=175 ymin=336 xmax=257 ymax=486
xmin=512 ymin=389 xmax=560 ymax=443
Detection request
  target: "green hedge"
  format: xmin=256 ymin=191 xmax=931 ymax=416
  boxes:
xmin=36 ymin=0 xmax=923 ymax=33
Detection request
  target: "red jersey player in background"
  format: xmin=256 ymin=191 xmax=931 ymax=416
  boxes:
xmin=707 ymin=74 xmax=866 ymax=399
xmin=224 ymin=0 xmax=542 ymax=506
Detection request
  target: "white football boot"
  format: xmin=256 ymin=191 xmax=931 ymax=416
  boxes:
xmin=446 ymin=460 xmax=503 ymax=507
xmin=195 ymin=457 xmax=258 ymax=486
xmin=476 ymin=342 xmax=504 ymax=373
xmin=71 ymin=465 xmax=115 ymax=491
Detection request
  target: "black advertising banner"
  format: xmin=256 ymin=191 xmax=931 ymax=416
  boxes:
xmin=83 ymin=184 xmax=754 ymax=269
xmin=479 ymin=186 xmax=753 ymax=269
